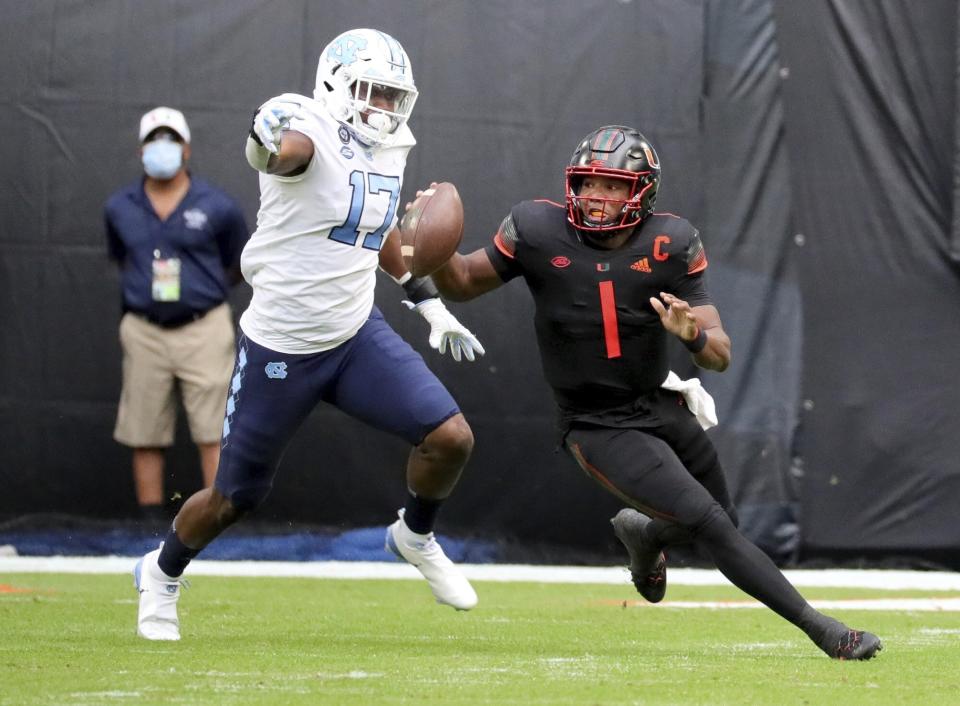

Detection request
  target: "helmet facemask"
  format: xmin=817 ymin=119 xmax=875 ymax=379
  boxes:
xmin=348 ymin=77 xmax=418 ymax=146
xmin=566 ymin=167 xmax=656 ymax=233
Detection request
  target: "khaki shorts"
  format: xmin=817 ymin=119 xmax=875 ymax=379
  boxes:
xmin=114 ymin=303 xmax=235 ymax=447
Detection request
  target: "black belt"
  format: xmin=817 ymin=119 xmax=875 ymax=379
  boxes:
xmin=128 ymin=307 xmax=215 ymax=329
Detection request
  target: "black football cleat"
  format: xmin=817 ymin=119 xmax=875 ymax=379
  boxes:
xmin=831 ymin=630 xmax=883 ymax=660
xmin=611 ymin=508 xmax=667 ymax=603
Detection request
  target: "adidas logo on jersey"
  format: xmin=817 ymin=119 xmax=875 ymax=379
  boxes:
xmin=631 ymin=257 xmax=652 ymax=273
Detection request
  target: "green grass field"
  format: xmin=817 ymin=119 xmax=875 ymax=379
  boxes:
xmin=2 ymin=572 xmax=959 ymax=705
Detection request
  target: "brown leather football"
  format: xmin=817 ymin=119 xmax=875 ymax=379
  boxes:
xmin=399 ymin=182 xmax=464 ymax=277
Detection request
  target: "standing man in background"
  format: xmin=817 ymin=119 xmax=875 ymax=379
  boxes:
xmin=106 ymin=106 xmax=249 ymax=524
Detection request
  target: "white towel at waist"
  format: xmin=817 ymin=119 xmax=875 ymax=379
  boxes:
xmin=661 ymin=371 xmax=718 ymax=430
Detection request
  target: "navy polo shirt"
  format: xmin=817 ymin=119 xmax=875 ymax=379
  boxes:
xmin=105 ymin=176 xmax=249 ymax=325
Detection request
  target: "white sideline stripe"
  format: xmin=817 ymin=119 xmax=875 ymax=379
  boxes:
xmin=625 ymin=598 xmax=960 ymax=612
xmin=2 ymin=556 xmax=960 ymax=591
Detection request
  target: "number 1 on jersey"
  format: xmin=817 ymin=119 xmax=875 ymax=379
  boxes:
xmin=329 ymin=170 xmax=400 ymax=251
xmin=598 ymin=280 xmax=622 ymax=359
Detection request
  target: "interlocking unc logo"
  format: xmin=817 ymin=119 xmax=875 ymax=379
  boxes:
xmin=265 ymin=362 xmax=288 ymax=380
xmin=327 ymin=34 xmax=367 ymax=65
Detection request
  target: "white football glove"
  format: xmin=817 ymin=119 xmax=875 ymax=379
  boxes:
xmin=252 ymin=99 xmax=305 ymax=154
xmin=404 ymin=298 xmax=485 ymax=362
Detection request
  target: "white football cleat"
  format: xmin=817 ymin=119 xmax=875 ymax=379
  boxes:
xmin=133 ymin=547 xmax=183 ymax=641
xmin=385 ymin=510 xmax=478 ymax=611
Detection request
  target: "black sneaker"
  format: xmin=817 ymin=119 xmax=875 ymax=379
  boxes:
xmin=831 ymin=630 xmax=883 ymax=660
xmin=611 ymin=508 xmax=667 ymax=603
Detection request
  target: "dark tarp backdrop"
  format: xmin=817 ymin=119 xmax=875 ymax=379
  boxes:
xmin=0 ymin=0 xmax=957 ymax=567
xmin=775 ymin=0 xmax=960 ymax=567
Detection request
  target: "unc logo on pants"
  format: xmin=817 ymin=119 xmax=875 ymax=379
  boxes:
xmin=264 ymin=362 xmax=288 ymax=379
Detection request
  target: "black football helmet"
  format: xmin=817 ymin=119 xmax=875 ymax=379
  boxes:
xmin=565 ymin=125 xmax=661 ymax=233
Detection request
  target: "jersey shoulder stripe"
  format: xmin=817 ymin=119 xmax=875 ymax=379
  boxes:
xmin=533 ymin=198 xmax=565 ymax=209
xmin=495 ymin=199 xmax=565 ymax=256
xmin=649 ymin=210 xmax=685 ymax=220
xmin=493 ymin=215 xmax=517 ymax=258
xmin=687 ymin=231 xmax=708 ymax=274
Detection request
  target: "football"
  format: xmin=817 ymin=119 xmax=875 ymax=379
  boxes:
xmin=398 ymin=182 xmax=464 ymax=277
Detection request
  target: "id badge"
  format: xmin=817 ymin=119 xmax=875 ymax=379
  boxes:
xmin=152 ymin=256 xmax=182 ymax=302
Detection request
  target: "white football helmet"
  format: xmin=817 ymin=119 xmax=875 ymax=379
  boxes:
xmin=314 ymin=29 xmax=418 ymax=147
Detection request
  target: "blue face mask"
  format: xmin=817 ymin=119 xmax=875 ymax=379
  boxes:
xmin=142 ymin=140 xmax=183 ymax=180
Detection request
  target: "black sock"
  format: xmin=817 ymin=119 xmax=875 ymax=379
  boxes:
xmin=694 ymin=511 xmax=837 ymax=642
xmin=403 ymin=490 xmax=443 ymax=534
xmin=797 ymin=605 xmax=848 ymax=655
xmin=697 ymin=521 xmax=849 ymax=655
xmin=157 ymin=527 xmax=200 ymax=578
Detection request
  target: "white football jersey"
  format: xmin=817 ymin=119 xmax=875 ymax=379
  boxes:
xmin=239 ymin=92 xmax=415 ymax=353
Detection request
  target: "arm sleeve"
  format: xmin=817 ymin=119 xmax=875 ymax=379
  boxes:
xmin=671 ymin=230 xmax=711 ymax=306
xmin=686 ymin=229 xmax=708 ymax=275
xmin=484 ymin=212 xmax=523 ymax=282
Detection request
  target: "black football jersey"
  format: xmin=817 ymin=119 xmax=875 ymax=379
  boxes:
xmin=485 ymin=199 xmax=711 ymax=413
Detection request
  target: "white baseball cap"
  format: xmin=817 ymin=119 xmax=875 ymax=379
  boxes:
xmin=139 ymin=106 xmax=191 ymax=144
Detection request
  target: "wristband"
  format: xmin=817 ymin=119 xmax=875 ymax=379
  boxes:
xmin=402 ymin=276 xmax=440 ymax=304
xmin=683 ymin=327 xmax=708 ymax=353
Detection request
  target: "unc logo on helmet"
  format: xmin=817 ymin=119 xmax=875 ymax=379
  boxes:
xmin=264 ymin=362 xmax=288 ymax=380
xmin=314 ymin=28 xmax=418 ymax=147
xmin=326 ymin=34 xmax=367 ymax=66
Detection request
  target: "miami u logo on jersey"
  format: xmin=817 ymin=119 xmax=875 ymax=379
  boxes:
xmin=327 ymin=34 xmax=368 ymax=65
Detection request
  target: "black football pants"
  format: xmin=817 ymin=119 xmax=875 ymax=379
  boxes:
xmin=564 ymin=408 xmax=814 ymax=628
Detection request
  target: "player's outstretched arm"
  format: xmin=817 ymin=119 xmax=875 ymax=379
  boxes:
xmin=244 ymin=99 xmax=313 ymax=176
xmin=649 ymin=292 xmax=731 ymax=372
xmin=431 ymin=250 xmax=505 ymax=302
